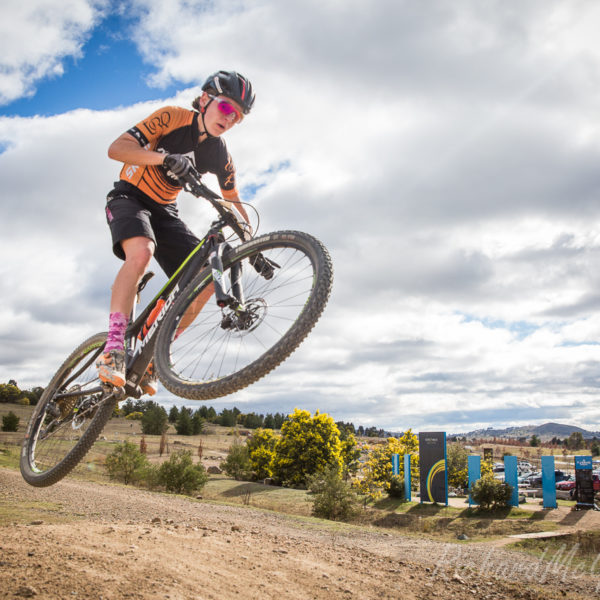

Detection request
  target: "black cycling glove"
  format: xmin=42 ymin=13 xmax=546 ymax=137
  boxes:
xmin=163 ymin=154 xmax=192 ymax=179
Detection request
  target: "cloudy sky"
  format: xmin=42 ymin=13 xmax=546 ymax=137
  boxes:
xmin=1 ymin=0 xmax=600 ymax=434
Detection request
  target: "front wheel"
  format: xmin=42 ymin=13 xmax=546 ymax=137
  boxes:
xmin=20 ymin=332 xmax=116 ymax=487
xmin=154 ymin=230 xmax=333 ymax=400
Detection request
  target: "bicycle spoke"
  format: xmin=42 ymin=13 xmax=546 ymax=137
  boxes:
xmin=22 ymin=334 xmax=111 ymax=479
xmin=155 ymin=231 xmax=333 ymax=400
xmin=167 ymin=245 xmax=315 ymax=383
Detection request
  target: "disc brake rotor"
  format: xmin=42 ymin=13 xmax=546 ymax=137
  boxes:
xmin=220 ymin=298 xmax=267 ymax=337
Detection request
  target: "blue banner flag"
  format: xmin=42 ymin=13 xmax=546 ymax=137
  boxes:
xmin=541 ymin=455 xmax=557 ymax=509
xmin=504 ymin=455 xmax=519 ymax=507
xmin=404 ymin=454 xmax=412 ymax=501
xmin=468 ymin=455 xmax=481 ymax=507
xmin=392 ymin=453 xmax=400 ymax=476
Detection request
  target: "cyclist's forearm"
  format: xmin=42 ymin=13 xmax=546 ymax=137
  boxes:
xmin=108 ymin=133 xmax=164 ymax=166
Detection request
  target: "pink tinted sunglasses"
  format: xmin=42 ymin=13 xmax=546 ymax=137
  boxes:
xmin=210 ymin=96 xmax=242 ymax=122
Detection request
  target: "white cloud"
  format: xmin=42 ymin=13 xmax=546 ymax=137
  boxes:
xmin=0 ymin=0 xmax=107 ymax=104
xmin=2 ymin=0 xmax=600 ymax=433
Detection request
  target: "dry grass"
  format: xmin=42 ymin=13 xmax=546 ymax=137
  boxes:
xmin=2 ymin=403 xmax=592 ymax=544
xmin=511 ymin=531 xmax=600 ymax=569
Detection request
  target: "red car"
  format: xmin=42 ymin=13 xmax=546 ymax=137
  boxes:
xmin=556 ymin=476 xmax=575 ymax=491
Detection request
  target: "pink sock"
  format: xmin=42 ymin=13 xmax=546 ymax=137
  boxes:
xmin=105 ymin=312 xmax=129 ymax=353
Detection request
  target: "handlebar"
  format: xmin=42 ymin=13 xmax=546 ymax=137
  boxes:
xmin=178 ymin=166 xmax=249 ymax=242
xmin=178 ymin=164 xmax=278 ymax=280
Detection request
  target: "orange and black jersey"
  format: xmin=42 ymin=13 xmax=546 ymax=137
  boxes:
xmin=115 ymin=105 xmax=238 ymax=204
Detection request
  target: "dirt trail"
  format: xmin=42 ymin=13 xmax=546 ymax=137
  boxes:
xmin=1 ymin=468 xmax=599 ymax=600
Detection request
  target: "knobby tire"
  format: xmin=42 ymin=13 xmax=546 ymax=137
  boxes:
xmin=154 ymin=230 xmax=333 ymax=400
xmin=20 ymin=332 xmax=116 ymax=487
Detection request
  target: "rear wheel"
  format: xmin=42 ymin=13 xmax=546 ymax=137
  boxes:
xmin=155 ymin=230 xmax=333 ymax=399
xmin=20 ymin=332 xmax=116 ymax=487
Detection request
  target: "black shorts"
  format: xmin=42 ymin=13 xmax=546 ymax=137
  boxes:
xmin=105 ymin=189 xmax=201 ymax=278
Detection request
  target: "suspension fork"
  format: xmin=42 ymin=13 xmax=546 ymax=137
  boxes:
xmin=208 ymin=237 xmax=245 ymax=309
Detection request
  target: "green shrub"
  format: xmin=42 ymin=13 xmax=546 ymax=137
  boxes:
xmin=470 ymin=475 xmax=513 ymax=510
xmin=105 ymin=441 xmax=150 ymax=485
xmin=222 ymin=440 xmax=252 ymax=480
xmin=387 ymin=475 xmax=405 ymax=499
xmin=141 ymin=404 xmax=168 ymax=435
xmin=1 ymin=411 xmax=20 ymax=432
xmin=139 ymin=464 xmax=161 ymax=490
xmin=157 ymin=450 xmax=208 ymax=495
xmin=446 ymin=443 xmax=468 ymax=489
xmin=307 ymin=465 xmax=361 ymax=521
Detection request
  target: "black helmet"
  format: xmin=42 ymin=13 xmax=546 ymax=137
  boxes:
xmin=202 ymin=70 xmax=255 ymax=115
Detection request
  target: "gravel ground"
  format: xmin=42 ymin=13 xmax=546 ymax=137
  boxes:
xmin=1 ymin=467 xmax=599 ymax=600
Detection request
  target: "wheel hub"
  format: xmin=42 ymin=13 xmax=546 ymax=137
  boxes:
xmin=220 ymin=298 xmax=267 ymax=336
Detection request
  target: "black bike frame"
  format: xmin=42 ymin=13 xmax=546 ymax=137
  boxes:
xmin=123 ymin=220 xmax=235 ymax=397
xmin=53 ymin=168 xmax=248 ymax=403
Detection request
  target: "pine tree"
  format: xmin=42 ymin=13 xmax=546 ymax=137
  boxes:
xmin=168 ymin=405 xmax=180 ymax=423
xmin=176 ymin=407 xmax=193 ymax=436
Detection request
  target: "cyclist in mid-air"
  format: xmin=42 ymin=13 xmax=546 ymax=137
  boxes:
xmin=96 ymin=70 xmax=255 ymax=395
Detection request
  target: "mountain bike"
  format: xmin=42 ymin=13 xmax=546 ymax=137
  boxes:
xmin=20 ymin=166 xmax=333 ymax=487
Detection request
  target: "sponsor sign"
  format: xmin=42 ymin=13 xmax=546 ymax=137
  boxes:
xmin=574 ymin=455 xmax=595 ymax=508
xmin=419 ymin=432 xmax=447 ymax=504
xmin=575 ymin=455 xmax=593 ymax=470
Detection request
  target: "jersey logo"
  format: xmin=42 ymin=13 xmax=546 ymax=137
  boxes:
xmin=223 ymin=154 xmax=235 ymax=188
xmin=125 ymin=165 xmax=139 ymax=179
xmin=143 ymin=111 xmax=172 ymax=135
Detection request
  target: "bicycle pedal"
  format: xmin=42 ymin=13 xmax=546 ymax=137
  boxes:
xmin=101 ymin=383 xmax=126 ymax=401
xmin=112 ymin=386 xmax=127 ymax=401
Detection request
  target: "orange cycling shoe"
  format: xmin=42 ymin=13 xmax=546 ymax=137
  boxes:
xmin=96 ymin=350 xmax=126 ymax=387
xmin=140 ymin=362 xmax=158 ymax=396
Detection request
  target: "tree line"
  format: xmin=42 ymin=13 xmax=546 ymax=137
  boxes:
xmin=1 ymin=379 xmax=394 ymax=439
xmin=0 ymin=381 xmax=43 ymax=405
xmin=119 ymin=398 xmax=290 ymax=436
xmin=118 ymin=398 xmax=384 ymax=439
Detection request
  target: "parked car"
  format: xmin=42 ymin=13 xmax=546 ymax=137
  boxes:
xmin=522 ymin=470 xmax=568 ymax=488
xmin=554 ymin=470 xmax=569 ymax=483
xmin=518 ymin=461 xmax=533 ymax=472
xmin=529 ymin=476 xmax=543 ymax=488
xmin=520 ymin=473 xmax=541 ymax=487
xmin=556 ymin=475 xmax=575 ymax=491
xmin=518 ymin=471 xmax=534 ymax=483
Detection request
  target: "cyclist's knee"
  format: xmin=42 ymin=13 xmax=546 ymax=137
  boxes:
xmin=122 ymin=237 xmax=154 ymax=274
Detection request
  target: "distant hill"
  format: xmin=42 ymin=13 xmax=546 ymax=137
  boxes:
xmin=457 ymin=422 xmax=600 ymax=441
